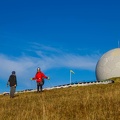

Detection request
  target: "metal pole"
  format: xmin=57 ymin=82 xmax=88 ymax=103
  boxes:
xmin=70 ymin=71 xmax=71 ymax=84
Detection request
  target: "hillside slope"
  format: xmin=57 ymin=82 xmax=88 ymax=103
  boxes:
xmin=0 ymin=83 xmax=120 ymax=120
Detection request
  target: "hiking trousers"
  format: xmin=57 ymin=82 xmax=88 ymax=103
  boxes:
xmin=37 ymin=81 xmax=44 ymax=92
xmin=10 ymin=86 xmax=16 ymax=98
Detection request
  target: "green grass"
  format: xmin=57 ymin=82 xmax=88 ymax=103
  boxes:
xmin=0 ymin=83 xmax=120 ymax=120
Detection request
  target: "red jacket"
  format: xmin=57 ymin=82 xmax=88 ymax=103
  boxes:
xmin=32 ymin=71 xmax=48 ymax=82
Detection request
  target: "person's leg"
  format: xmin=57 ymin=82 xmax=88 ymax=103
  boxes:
xmin=10 ymin=87 xmax=12 ymax=98
xmin=37 ymin=82 xmax=40 ymax=92
xmin=10 ymin=86 xmax=15 ymax=98
xmin=12 ymin=86 xmax=16 ymax=97
xmin=37 ymin=83 xmax=39 ymax=92
xmin=40 ymin=85 xmax=43 ymax=92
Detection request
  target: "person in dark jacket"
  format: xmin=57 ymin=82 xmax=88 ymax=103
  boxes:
xmin=31 ymin=67 xmax=50 ymax=92
xmin=7 ymin=71 xmax=17 ymax=98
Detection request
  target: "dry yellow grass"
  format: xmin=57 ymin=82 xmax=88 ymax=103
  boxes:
xmin=0 ymin=82 xmax=120 ymax=120
xmin=108 ymin=77 xmax=120 ymax=83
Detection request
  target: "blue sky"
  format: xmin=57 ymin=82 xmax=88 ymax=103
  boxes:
xmin=0 ymin=0 xmax=120 ymax=93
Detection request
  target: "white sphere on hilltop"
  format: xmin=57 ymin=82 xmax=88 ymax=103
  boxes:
xmin=96 ymin=48 xmax=120 ymax=81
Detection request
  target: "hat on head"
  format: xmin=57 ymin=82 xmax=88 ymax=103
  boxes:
xmin=12 ymin=71 xmax=15 ymax=74
xmin=37 ymin=67 xmax=41 ymax=71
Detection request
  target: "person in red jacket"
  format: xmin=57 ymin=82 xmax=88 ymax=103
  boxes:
xmin=31 ymin=67 xmax=50 ymax=92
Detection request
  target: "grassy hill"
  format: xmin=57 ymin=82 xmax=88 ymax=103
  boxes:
xmin=0 ymin=83 xmax=120 ymax=120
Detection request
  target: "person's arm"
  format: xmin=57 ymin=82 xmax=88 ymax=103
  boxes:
xmin=7 ymin=81 xmax=10 ymax=86
xmin=42 ymin=72 xmax=50 ymax=79
xmin=32 ymin=73 xmax=37 ymax=80
xmin=42 ymin=72 xmax=47 ymax=79
xmin=15 ymin=76 xmax=17 ymax=86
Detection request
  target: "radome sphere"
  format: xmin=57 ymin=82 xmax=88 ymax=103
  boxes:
xmin=96 ymin=48 xmax=120 ymax=81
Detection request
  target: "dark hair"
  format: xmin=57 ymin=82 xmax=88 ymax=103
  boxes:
xmin=12 ymin=71 xmax=15 ymax=74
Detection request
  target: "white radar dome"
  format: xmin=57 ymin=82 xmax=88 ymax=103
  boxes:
xmin=96 ymin=48 xmax=120 ymax=81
